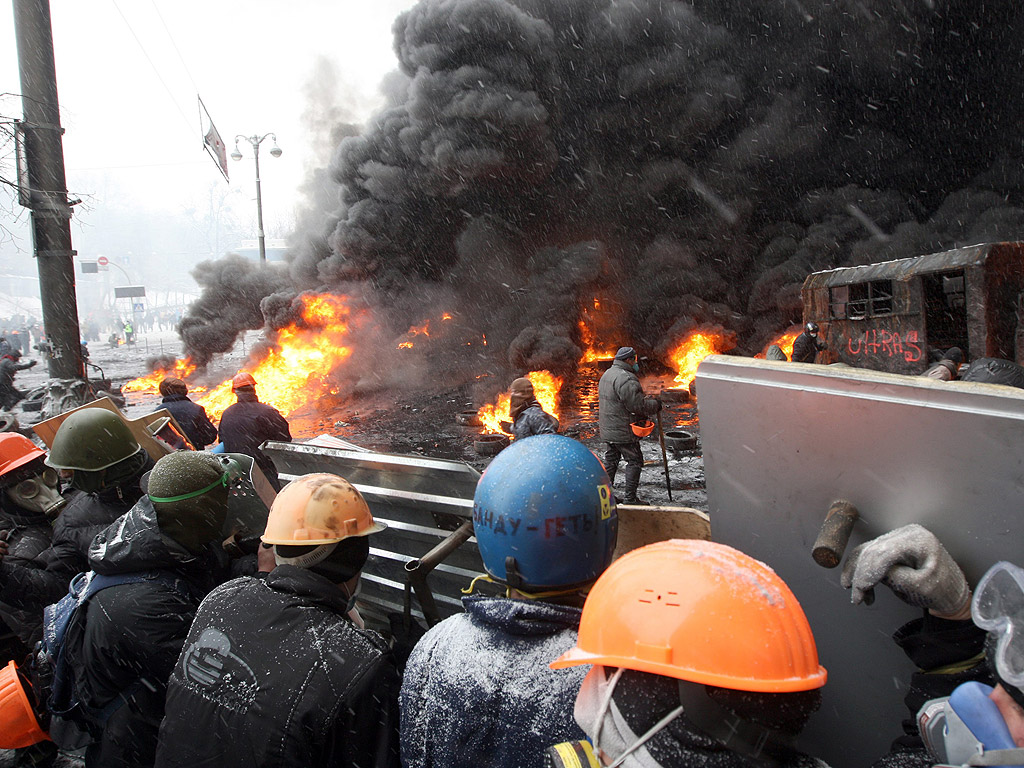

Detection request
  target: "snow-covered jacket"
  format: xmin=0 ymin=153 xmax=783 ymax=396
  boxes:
xmin=513 ymin=403 xmax=559 ymax=441
xmin=62 ymin=497 xmax=228 ymax=767
xmin=0 ymin=499 xmax=54 ymax=645
xmin=155 ymin=565 xmax=399 ymax=768
xmin=400 ymin=595 xmax=587 ymax=768
xmin=598 ymin=360 xmax=660 ymax=444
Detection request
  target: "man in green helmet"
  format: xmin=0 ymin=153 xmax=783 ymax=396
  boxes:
xmin=53 ymin=451 xmax=236 ymax=767
xmin=0 ymin=408 xmax=152 ymax=616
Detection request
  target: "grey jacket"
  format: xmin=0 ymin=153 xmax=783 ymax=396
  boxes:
xmin=598 ymin=360 xmax=659 ymax=443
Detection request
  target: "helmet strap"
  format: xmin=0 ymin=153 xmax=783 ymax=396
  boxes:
xmin=149 ymin=471 xmax=229 ymax=503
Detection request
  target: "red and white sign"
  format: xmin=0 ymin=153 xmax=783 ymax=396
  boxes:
xmin=97 ymin=256 xmax=109 ymax=266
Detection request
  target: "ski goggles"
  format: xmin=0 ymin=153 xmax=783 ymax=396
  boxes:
xmin=972 ymin=561 xmax=1024 ymax=687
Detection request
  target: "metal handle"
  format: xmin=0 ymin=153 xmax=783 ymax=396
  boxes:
xmin=812 ymin=500 xmax=860 ymax=568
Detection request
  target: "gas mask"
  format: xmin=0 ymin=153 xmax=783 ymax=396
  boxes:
xmin=918 ymin=561 xmax=1024 ymax=766
xmin=632 ymin=363 xmax=640 ymax=373
xmin=6 ymin=467 xmax=65 ymax=517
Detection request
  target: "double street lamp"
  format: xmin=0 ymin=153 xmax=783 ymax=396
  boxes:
xmin=231 ymin=133 xmax=282 ymax=264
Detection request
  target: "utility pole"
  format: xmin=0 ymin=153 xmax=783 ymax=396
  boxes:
xmin=13 ymin=0 xmax=84 ymax=380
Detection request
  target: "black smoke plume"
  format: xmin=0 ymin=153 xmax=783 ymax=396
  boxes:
xmin=183 ymin=0 xmax=1024 ymax=388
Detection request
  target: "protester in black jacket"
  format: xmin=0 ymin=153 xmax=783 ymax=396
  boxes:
xmin=0 ymin=433 xmax=66 ymax=647
xmin=156 ymin=473 xmax=399 ymax=768
xmin=154 ymin=377 xmax=217 ymax=449
xmin=0 ymin=409 xmax=148 ymax=616
xmin=218 ymin=373 xmax=291 ymax=490
xmin=60 ymin=452 xmax=233 ymax=768
xmin=510 ymin=377 xmax=558 ymax=441
xmin=0 ymin=351 xmax=37 ymax=410
xmin=791 ymin=322 xmax=827 ymax=364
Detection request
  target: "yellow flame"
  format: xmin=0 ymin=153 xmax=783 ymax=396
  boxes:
xmin=669 ymin=331 xmax=733 ymax=387
xmin=198 ymin=293 xmax=354 ymax=422
xmin=123 ymin=358 xmax=198 ymax=393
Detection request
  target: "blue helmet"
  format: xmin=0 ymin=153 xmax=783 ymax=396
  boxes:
xmin=472 ymin=434 xmax=617 ymax=590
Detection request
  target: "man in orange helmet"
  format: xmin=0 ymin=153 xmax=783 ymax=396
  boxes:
xmin=218 ymin=372 xmax=291 ymax=490
xmin=155 ymin=473 xmax=399 ymax=768
xmin=547 ymin=539 xmax=827 ymax=768
xmin=0 ymin=434 xmax=65 ymax=650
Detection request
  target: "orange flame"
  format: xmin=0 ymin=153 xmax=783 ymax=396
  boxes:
xmin=197 ymin=293 xmax=354 ymax=422
xmin=578 ymin=320 xmax=617 ymax=363
xmin=477 ymin=370 xmax=563 ymax=435
xmin=123 ymin=358 xmax=198 ymax=393
xmin=669 ymin=330 xmax=735 ymax=387
xmin=760 ymin=327 xmax=801 ymax=359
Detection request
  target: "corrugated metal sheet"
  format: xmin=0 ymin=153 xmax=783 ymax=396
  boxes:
xmin=804 ymin=242 xmax=992 ymax=289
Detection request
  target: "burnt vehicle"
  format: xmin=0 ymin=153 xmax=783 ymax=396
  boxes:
xmin=801 ymin=241 xmax=1024 ymax=373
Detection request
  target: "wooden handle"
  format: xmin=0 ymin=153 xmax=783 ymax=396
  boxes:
xmin=812 ymin=500 xmax=860 ymax=568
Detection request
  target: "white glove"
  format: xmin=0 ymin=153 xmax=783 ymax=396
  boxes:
xmin=840 ymin=524 xmax=971 ymax=619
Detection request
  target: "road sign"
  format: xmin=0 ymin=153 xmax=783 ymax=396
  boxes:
xmin=97 ymin=256 xmax=108 ymax=266
xmin=114 ymin=286 xmax=146 ymax=298
xmin=133 ymin=302 xmax=145 ymax=313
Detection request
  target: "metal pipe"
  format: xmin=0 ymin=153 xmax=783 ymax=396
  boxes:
xmin=404 ymin=521 xmax=474 ymax=626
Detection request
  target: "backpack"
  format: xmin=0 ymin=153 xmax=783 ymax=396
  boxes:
xmin=36 ymin=569 xmax=192 ymax=735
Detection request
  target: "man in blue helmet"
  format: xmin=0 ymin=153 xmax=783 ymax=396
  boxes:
xmin=399 ymin=434 xmax=618 ymax=768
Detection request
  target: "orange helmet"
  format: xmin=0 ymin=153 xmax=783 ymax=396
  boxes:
xmin=262 ymin=473 xmax=386 ymax=545
xmin=0 ymin=434 xmax=45 ymax=479
xmin=231 ymin=372 xmax=257 ymax=391
xmin=0 ymin=660 xmax=49 ymax=749
xmin=551 ymin=539 xmax=826 ymax=693
xmin=630 ymin=420 xmax=655 ymax=438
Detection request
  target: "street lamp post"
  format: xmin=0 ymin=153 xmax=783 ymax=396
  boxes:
xmin=231 ymin=133 xmax=282 ymax=264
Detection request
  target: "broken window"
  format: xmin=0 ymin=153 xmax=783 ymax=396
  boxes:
xmin=829 ymin=280 xmax=893 ymax=319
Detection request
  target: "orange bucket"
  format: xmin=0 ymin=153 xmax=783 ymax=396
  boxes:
xmin=0 ymin=659 xmax=50 ymax=748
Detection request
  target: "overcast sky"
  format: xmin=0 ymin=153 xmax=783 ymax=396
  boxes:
xmin=1 ymin=0 xmax=417 ymax=259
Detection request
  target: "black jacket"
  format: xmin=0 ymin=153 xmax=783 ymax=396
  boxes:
xmin=513 ymin=403 xmax=559 ymax=441
xmin=791 ymin=332 xmax=826 ymax=364
xmin=155 ymin=565 xmax=400 ymax=768
xmin=218 ymin=391 xmax=291 ymax=488
xmin=62 ymin=498 xmax=228 ymax=768
xmin=0 ymin=477 xmax=145 ymax=615
xmin=598 ymin=360 xmax=659 ymax=444
xmin=156 ymin=394 xmax=218 ymax=449
xmin=0 ymin=499 xmax=54 ymax=645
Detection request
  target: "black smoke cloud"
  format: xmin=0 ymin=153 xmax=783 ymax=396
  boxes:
xmin=184 ymin=0 xmax=1024 ymax=384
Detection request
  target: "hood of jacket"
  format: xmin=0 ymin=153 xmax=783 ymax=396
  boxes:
xmin=88 ymin=495 xmax=198 ymax=575
xmin=612 ymin=358 xmax=636 ymax=375
xmin=463 ymin=594 xmax=582 ymax=637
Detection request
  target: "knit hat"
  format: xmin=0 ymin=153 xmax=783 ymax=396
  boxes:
xmin=615 ymin=347 xmax=637 ymax=361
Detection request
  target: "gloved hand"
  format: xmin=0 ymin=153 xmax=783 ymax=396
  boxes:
xmin=841 ymin=524 xmax=971 ymax=619
xmin=28 ymin=359 xmax=37 ymax=367
xmin=648 ymin=397 xmax=663 ymax=413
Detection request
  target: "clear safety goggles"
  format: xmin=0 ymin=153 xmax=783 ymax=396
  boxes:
xmin=972 ymin=561 xmax=1024 ymax=687
xmin=10 ymin=468 xmax=58 ymax=499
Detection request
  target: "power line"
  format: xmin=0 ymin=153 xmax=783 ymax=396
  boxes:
xmin=108 ymin=0 xmax=196 ymax=137
xmin=148 ymin=0 xmax=200 ymax=95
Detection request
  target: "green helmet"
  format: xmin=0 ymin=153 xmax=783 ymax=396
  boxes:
xmin=46 ymin=409 xmax=141 ymax=472
xmin=148 ymin=452 xmax=230 ymax=553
